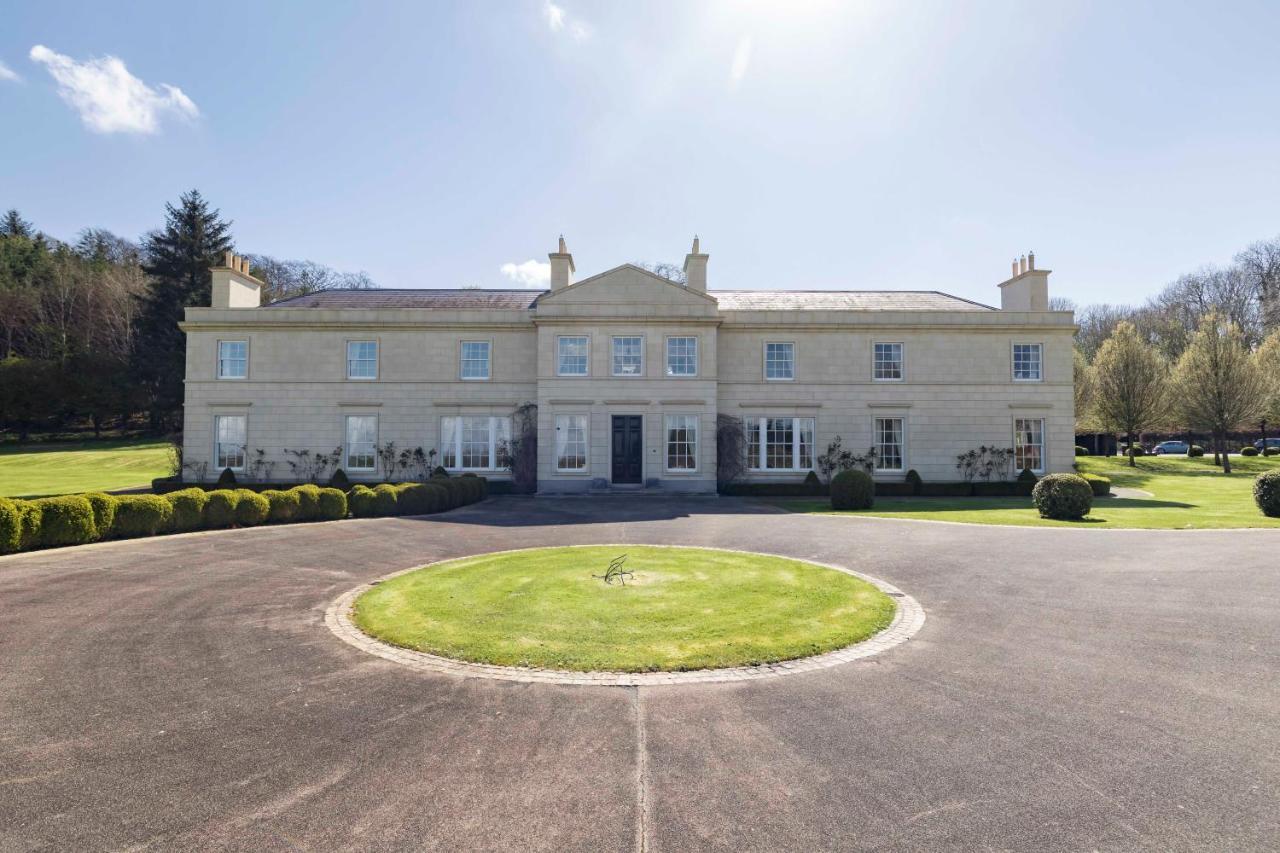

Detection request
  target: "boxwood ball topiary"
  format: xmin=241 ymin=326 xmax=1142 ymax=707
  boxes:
xmin=83 ymin=492 xmax=118 ymax=536
xmin=1266 ymin=447 xmax=1280 ymax=457
xmin=234 ymin=490 xmax=270 ymax=526
xmin=1188 ymin=445 xmax=1205 ymax=457
xmin=263 ymin=489 xmax=301 ymax=523
xmin=0 ymin=497 xmax=21 ymax=554
xmin=203 ymin=490 xmax=241 ymax=528
xmin=372 ymin=483 xmax=400 ymax=516
xmin=317 ymin=487 xmax=348 ymax=520
xmin=111 ymin=495 xmax=174 ymax=539
xmin=1075 ymin=445 xmax=1089 ymax=456
xmin=1032 ymin=473 xmax=1093 ymax=520
xmin=348 ymin=485 xmax=378 ymax=518
xmin=1241 ymin=445 xmax=1259 ymax=456
xmin=37 ymin=496 xmax=98 ymax=548
xmin=292 ymin=484 xmax=323 ymax=520
xmin=1254 ymin=470 xmax=1280 ymax=518
xmin=16 ymin=501 xmax=43 ymax=550
xmin=166 ymin=488 xmax=210 ymax=532
xmin=830 ymin=469 xmax=875 ymax=510
xmin=329 ymin=468 xmax=351 ymax=491
xmin=216 ymin=467 xmax=238 ymax=487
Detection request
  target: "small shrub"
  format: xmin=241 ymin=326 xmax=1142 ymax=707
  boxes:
xmin=830 ymin=469 xmax=874 ymax=510
xmin=263 ymin=489 xmax=301 ymax=523
xmin=348 ymin=485 xmax=378 ymax=518
xmin=1075 ymin=446 xmax=1089 ymax=456
xmin=396 ymin=483 xmax=435 ymax=515
xmin=203 ymin=490 xmax=241 ymax=528
xmin=1254 ymin=470 xmax=1280 ymax=518
xmin=1080 ymin=472 xmax=1111 ymax=497
xmin=0 ymin=497 xmax=20 ymax=553
xmin=16 ymin=501 xmax=42 ymax=550
xmin=167 ymin=488 xmax=210 ymax=532
xmin=802 ymin=470 xmax=823 ymax=494
xmin=372 ymin=483 xmax=400 ymax=516
xmin=1241 ymin=446 xmax=1259 ymax=457
xmin=1016 ymin=467 xmax=1039 ymax=484
xmin=83 ymin=493 xmax=118 ymax=536
xmin=216 ymin=467 xmax=238 ymax=487
xmin=1266 ymin=447 xmax=1280 ymax=457
xmin=317 ymin=487 xmax=348 ymax=520
xmin=235 ymin=489 xmax=270 ymax=526
xmin=1127 ymin=446 xmax=1146 ymax=457
xmin=36 ymin=496 xmax=98 ymax=548
xmin=432 ymin=465 xmax=450 ymax=478
xmin=1188 ymin=445 xmax=1205 ymax=457
xmin=905 ymin=469 xmax=923 ymax=495
xmin=112 ymin=495 xmax=173 ymax=539
xmin=293 ymin=484 xmax=323 ymax=520
xmin=1032 ymin=473 xmax=1093 ymax=520
xmin=329 ymin=468 xmax=352 ymax=491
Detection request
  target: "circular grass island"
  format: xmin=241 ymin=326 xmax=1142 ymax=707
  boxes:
xmin=351 ymin=545 xmax=898 ymax=673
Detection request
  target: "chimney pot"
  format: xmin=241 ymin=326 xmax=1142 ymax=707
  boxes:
xmin=1028 ymin=250 xmax=1035 ymax=271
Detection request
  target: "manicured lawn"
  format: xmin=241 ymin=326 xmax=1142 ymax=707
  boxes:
xmin=776 ymin=455 xmax=1280 ymax=529
xmin=353 ymin=545 xmax=897 ymax=672
xmin=0 ymin=438 xmax=173 ymax=498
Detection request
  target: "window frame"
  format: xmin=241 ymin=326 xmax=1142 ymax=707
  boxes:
xmin=873 ymin=415 xmax=906 ymax=473
xmin=1013 ymin=416 xmax=1047 ymax=474
xmin=745 ymin=416 xmax=815 ymax=472
xmin=212 ymin=414 xmax=248 ymax=473
xmin=763 ymin=341 xmax=796 ymax=382
xmin=440 ymin=415 xmax=512 ymax=472
xmin=872 ymin=341 xmax=904 ymax=382
xmin=664 ymin=414 xmax=699 ymax=473
xmin=554 ymin=413 xmax=589 ymax=473
xmin=346 ymin=339 xmax=379 ymax=381
xmin=664 ymin=336 xmax=699 ymax=378
xmin=611 ymin=335 xmax=645 ymax=378
xmin=459 ymin=339 xmax=492 ymax=381
xmin=344 ymin=414 xmax=379 ymax=473
xmin=216 ymin=340 xmax=248 ymax=380
xmin=556 ymin=335 xmax=590 ymax=377
xmin=1012 ymin=342 xmax=1044 ymax=382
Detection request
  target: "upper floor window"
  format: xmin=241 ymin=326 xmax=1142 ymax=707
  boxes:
xmin=460 ymin=340 xmax=491 ymax=380
xmin=612 ymin=336 xmax=644 ymax=377
xmin=1013 ymin=343 xmax=1042 ymax=381
xmin=217 ymin=340 xmax=247 ymax=379
xmin=873 ymin=342 xmax=903 ymax=381
xmin=557 ymin=336 xmax=589 ymax=376
xmin=347 ymin=340 xmax=378 ymax=380
xmin=214 ymin=415 xmax=247 ymax=471
xmin=1014 ymin=417 xmax=1045 ymax=473
xmin=874 ymin=417 xmax=905 ymax=471
xmin=666 ymin=337 xmax=698 ymax=377
xmin=345 ymin=415 xmax=378 ymax=471
xmin=764 ymin=342 xmax=795 ymax=380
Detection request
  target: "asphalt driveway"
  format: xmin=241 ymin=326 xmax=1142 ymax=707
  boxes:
xmin=2 ymin=497 xmax=1277 ymax=851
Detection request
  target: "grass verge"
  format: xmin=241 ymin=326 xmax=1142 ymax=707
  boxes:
xmin=0 ymin=438 xmax=173 ymax=498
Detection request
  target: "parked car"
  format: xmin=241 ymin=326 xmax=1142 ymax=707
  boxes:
xmin=1153 ymin=440 xmax=1189 ymax=455
xmin=1255 ymin=438 xmax=1280 ymax=451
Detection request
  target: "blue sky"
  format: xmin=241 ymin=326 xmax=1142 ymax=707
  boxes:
xmin=2 ymin=1 xmax=1279 ymax=306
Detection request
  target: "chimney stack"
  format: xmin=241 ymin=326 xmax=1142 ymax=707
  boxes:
xmin=997 ymin=251 xmax=1051 ymax=311
xmin=548 ymin=235 xmax=575 ymax=291
xmin=683 ymin=235 xmax=708 ymax=293
xmin=210 ymin=252 xmax=262 ymax=308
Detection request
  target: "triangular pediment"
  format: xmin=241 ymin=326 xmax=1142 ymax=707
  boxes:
xmin=536 ymin=264 xmax=719 ymax=309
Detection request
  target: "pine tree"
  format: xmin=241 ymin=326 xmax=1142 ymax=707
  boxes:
xmin=1 ymin=209 xmax=33 ymax=238
xmin=132 ymin=190 xmax=233 ymax=429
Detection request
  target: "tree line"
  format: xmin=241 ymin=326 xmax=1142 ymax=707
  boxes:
xmin=0 ymin=191 xmax=376 ymax=440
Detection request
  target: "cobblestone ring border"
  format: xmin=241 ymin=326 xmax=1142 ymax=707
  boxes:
xmin=325 ymin=545 xmax=925 ymax=686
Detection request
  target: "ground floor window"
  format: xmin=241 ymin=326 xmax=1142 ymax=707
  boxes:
xmin=555 ymin=414 xmax=588 ymax=471
xmin=345 ymin=415 xmax=378 ymax=471
xmin=1014 ymin=417 xmax=1045 ymax=473
xmin=665 ymin=415 xmax=698 ymax=471
xmin=441 ymin=416 xmax=511 ymax=471
xmin=214 ymin=415 xmax=246 ymax=471
xmin=746 ymin=416 xmax=814 ymax=471
xmin=874 ymin=417 xmax=905 ymax=472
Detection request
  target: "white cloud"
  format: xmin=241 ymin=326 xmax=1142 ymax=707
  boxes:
xmin=500 ymin=259 xmax=551 ymax=288
xmin=545 ymin=2 xmax=591 ymax=40
xmin=729 ymin=37 xmax=752 ymax=88
xmin=29 ymin=44 xmax=198 ymax=134
xmin=0 ymin=61 xmax=20 ymax=82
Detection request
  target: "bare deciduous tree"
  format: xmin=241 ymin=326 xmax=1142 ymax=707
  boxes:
xmin=1251 ymin=329 xmax=1280 ymax=424
xmin=1235 ymin=236 xmax=1280 ymax=334
xmin=1092 ymin=321 xmax=1170 ymax=466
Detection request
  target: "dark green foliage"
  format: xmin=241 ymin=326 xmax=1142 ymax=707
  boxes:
xmin=216 ymin=467 xmax=238 ymax=487
xmin=372 ymin=483 xmax=400 ymax=516
xmin=1254 ymin=470 xmax=1280 ymax=517
xmin=111 ymin=495 xmax=173 ymax=538
xmin=875 ymin=481 xmax=917 ymax=497
xmin=203 ymin=490 xmax=241 ymax=528
xmin=166 ymin=488 xmax=209 ymax=532
xmin=919 ymin=482 xmax=974 ymax=497
xmin=1266 ymin=448 xmax=1280 ymax=457
xmin=36 ymin=496 xmax=98 ymax=547
xmin=234 ymin=490 xmax=270 ymax=526
xmin=722 ymin=481 xmax=829 ymax=497
xmin=905 ymin=469 xmax=923 ymax=495
xmin=0 ymin=498 xmax=20 ymax=553
xmin=83 ymin=493 xmax=118 ymax=536
xmin=1032 ymin=473 xmax=1093 ymax=520
xmin=1188 ymin=445 xmax=1205 ymax=457
xmin=292 ymin=484 xmax=322 ymax=520
xmin=396 ymin=483 xmax=437 ymax=515
xmin=263 ymin=489 xmax=301 ymax=523
xmin=830 ymin=469 xmax=874 ymax=510
xmin=1241 ymin=446 xmax=1259 ymax=456
xmin=1127 ymin=446 xmax=1146 ymax=457
xmin=432 ymin=465 xmax=449 ymax=477
xmin=348 ymin=485 xmax=378 ymax=518
xmin=802 ymin=471 xmax=822 ymax=491
xmin=1075 ymin=446 xmax=1089 ymax=456
xmin=430 ymin=476 xmax=458 ymax=508
xmin=1017 ymin=468 xmax=1039 ymax=484
xmin=16 ymin=501 xmax=42 ymax=550
xmin=329 ymin=468 xmax=351 ymax=491
xmin=317 ymin=488 xmax=348 ymax=520
xmin=1080 ymin=473 xmax=1112 ymax=497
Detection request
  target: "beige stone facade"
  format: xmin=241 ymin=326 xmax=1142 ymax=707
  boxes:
xmin=180 ymin=245 xmax=1075 ymax=493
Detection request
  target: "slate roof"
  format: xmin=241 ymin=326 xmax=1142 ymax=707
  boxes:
xmin=264 ymin=288 xmax=994 ymax=312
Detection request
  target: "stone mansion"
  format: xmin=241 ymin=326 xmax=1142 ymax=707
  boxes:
xmin=180 ymin=239 xmax=1076 ymax=493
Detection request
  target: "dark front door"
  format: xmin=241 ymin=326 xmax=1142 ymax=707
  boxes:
xmin=611 ymin=415 xmax=643 ymax=484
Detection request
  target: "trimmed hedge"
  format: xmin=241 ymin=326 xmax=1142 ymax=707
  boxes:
xmin=0 ymin=498 xmax=20 ymax=554
xmin=317 ymin=487 xmax=348 ymax=520
xmin=112 ymin=495 xmax=174 ymax=538
xmin=1266 ymin=447 xmax=1280 ymax=457
xmin=203 ymin=490 xmax=241 ymax=529
xmin=1188 ymin=445 xmax=1205 ymax=457
xmin=831 ymin=469 xmax=874 ymax=510
xmin=1075 ymin=446 xmax=1089 ymax=456
xmin=37 ymin=496 xmax=98 ymax=548
xmin=263 ymin=489 xmax=301 ymax=523
xmin=234 ymin=490 xmax=271 ymax=526
xmin=920 ymin=482 xmax=974 ymax=497
xmin=721 ymin=481 xmax=828 ymax=497
xmin=83 ymin=492 xmax=118 ymax=536
xmin=1241 ymin=446 xmax=1259 ymax=457
xmin=17 ymin=501 xmax=42 ymax=550
xmin=1032 ymin=473 xmax=1093 ymax=520
xmin=167 ymin=488 xmax=210 ymax=532
xmin=293 ymin=484 xmax=323 ymax=520
xmin=1080 ymin=472 xmax=1111 ymax=497
xmin=1127 ymin=446 xmax=1146 ymax=457
xmin=875 ymin=481 xmax=917 ymax=497
xmin=1254 ymin=470 xmax=1280 ymax=518
xmin=905 ymin=469 xmax=923 ymax=495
